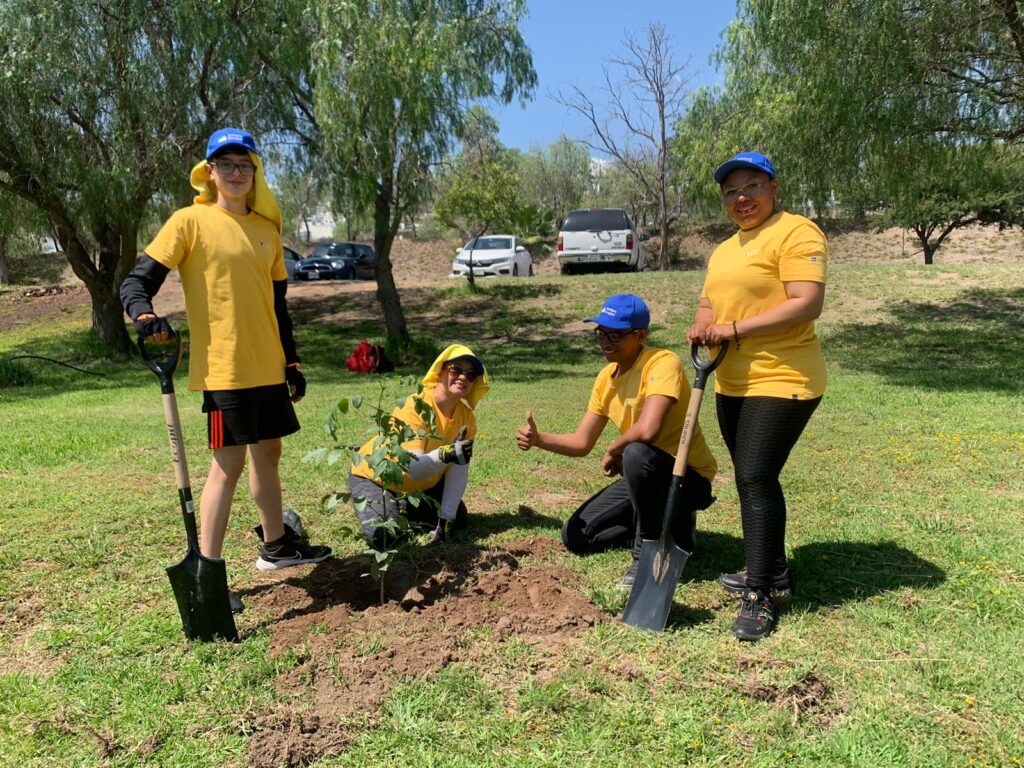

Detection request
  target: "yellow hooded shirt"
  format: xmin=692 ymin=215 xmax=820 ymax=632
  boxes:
xmin=351 ymin=345 xmax=490 ymax=493
xmin=144 ymin=154 xmax=287 ymax=391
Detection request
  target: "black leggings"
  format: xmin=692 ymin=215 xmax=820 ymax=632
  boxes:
xmin=716 ymin=394 xmax=821 ymax=592
xmin=561 ymin=442 xmax=714 ymax=559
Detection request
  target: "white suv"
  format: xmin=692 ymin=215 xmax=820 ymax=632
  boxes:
xmin=557 ymin=208 xmax=647 ymax=275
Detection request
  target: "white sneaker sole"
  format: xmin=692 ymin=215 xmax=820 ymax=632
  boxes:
xmin=255 ymin=553 xmax=330 ymax=571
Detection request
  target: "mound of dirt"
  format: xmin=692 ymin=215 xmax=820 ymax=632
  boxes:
xmin=243 ymin=536 xmax=601 ymax=767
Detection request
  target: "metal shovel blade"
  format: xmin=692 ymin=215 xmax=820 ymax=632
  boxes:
xmin=621 ymin=537 xmax=690 ymax=632
xmin=166 ymin=546 xmax=238 ymax=642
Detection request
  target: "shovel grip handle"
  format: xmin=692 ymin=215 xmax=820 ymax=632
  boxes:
xmin=690 ymin=341 xmax=729 ymax=390
xmin=138 ymin=329 xmax=182 ymax=395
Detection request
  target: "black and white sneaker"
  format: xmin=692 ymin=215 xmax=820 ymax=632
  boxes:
xmin=256 ymin=529 xmax=332 ymax=571
xmin=731 ymin=589 xmax=776 ymax=642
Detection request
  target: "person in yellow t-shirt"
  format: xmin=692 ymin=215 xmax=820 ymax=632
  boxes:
xmin=686 ymin=151 xmax=826 ymax=642
xmin=347 ymin=344 xmax=489 ymax=549
xmin=120 ymin=128 xmax=331 ymax=613
xmin=516 ymin=294 xmax=717 ymax=588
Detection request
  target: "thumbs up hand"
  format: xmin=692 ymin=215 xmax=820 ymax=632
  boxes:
xmin=516 ymin=410 xmax=540 ymax=451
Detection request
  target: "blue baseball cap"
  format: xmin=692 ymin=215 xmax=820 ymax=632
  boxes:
xmin=584 ymin=294 xmax=650 ymax=331
xmin=205 ymin=127 xmax=260 ymax=160
xmin=713 ymin=151 xmax=776 ymax=184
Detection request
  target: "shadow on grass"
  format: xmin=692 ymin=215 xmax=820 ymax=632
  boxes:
xmin=238 ymin=507 xmax=565 ymax=629
xmin=790 ymin=539 xmax=945 ymax=611
xmin=826 ymin=286 xmax=1024 ymax=392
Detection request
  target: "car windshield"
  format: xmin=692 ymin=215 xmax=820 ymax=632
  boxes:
xmin=561 ymin=210 xmax=632 ymax=232
xmin=464 ymin=237 xmax=512 ymax=250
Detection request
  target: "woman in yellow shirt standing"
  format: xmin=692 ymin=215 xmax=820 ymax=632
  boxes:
xmin=687 ymin=152 xmax=827 ymax=642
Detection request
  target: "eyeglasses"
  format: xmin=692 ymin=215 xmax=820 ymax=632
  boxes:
xmin=594 ymin=328 xmax=637 ymax=343
xmin=445 ymin=363 xmax=478 ymax=382
xmin=210 ymin=160 xmax=256 ymax=177
xmin=722 ymin=181 xmax=765 ymax=203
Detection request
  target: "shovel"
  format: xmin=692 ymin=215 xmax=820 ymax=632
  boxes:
xmin=139 ymin=330 xmax=238 ymax=643
xmin=622 ymin=341 xmax=729 ymax=632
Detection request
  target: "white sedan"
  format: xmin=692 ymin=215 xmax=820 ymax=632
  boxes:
xmin=451 ymin=235 xmax=533 ymax=278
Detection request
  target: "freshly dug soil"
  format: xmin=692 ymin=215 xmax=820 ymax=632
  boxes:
xmin=242 ymin=536 xmax=602 ymax=767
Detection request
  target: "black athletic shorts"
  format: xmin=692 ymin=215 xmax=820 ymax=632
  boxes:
xmin=202 ymin=383 xmax=300 ymax=449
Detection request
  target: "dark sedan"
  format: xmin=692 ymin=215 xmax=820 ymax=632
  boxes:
xmin=295 ymin=242 xmax=376 ymax=281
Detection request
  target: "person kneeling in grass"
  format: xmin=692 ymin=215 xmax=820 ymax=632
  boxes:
xmin=515 ymin=294 xmax=718 ymax=588
xmin=348 ymin=344 xmax=489 ymax=547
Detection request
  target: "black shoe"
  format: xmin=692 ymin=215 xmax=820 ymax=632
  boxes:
xmin=256 ymin=529 xmax=331 ymax=571
xmin=228 ymin=589 xmax=244 ymax=614
xmin=253 ymin=508 xmax=305 ymax=543
xmin=718 ymin=567 xmax=794 ymax=597
xmin=617 ymin=560 xmax=639 ymax=590
xmin=732 ymin=589 xmax=776 ymax=642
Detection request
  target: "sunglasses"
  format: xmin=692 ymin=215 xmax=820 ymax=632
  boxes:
xmin=210 ymin=160 xmax=256 ymax=177
xmin=594 ymin=328 xmax=638 ymax=343
xmin=445 ymin=363 xmax=479 ymax=381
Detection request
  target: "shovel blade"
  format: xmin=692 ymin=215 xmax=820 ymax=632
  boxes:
xmin=621 ymin=538 xmax=691 ymax=632
xmin=166 ymin=548 xmax=238 ymax=642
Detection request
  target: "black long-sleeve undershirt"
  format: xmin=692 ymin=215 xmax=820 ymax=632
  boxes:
xmin=119 ymin=254 xmax=299 ymax=365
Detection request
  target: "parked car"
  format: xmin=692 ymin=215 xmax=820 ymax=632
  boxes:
xmin=451 ymin=235 xmax=533 ymax=278
xmin=295 ymin=242 xmax=376 ymax=281
xmin=556 ymin=208 xmax=648 ymax=275
xmin=283 ymin=245 xmax=303 ymax=282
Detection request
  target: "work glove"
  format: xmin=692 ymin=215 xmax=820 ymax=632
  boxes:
xmin=285 ymin=364 xmax=306 ymax=400
xmin=133 ymin=314 xmax=173 ymax=340
xmin=436 ymin=426 xmax=473 ymax=465
xmin=425 ymin=518 xmax=455 ymax=545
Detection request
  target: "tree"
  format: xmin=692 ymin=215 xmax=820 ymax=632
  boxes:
xmin=673 ymin=0 xmax=1024 ymax=260
xmin=0 ymin=0 xmax=307 ymax=352
xmin=519 ymin=135 xmax=593 ymax=219
xmin=557 ymin=24 xmax=694 ymax=270
xmin=310 ymin=0 xmax=536 ymax=343
xmin=434 ymin=112 xmax=521 ymax=289
xmin=275 ymin=164 xmax=326 ymax=245
xmin=0 ymin=187 xmax=48 ymax=285
xmin=855 ymin=143 xmax=1024 ymax=264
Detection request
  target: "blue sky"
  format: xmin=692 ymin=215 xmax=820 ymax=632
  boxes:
xmin=490 ymin=1 xmax=738 ymax=152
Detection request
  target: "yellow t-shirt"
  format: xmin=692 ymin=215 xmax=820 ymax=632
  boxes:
xmin=351 ymin=388 xmax=478 ymax=493
xmin=145 ymin=203 xmax=287 ymax=391
xmin=701 ymin=211 xmax=827 ymax=399
xmin=587 ymin=346 xmax=717 ymax=481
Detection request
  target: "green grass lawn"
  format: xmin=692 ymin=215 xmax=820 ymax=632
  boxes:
xmin=1 ymin=263 xmax=1022 ymax=767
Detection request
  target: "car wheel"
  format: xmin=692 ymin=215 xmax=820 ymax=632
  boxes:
xmin=528 ymin=263 xmax=534 ymax=277
xmin=560 ymin=263 xmax=575 ymax=276
xmin=512 ymin=264 xmax=519 ymax=277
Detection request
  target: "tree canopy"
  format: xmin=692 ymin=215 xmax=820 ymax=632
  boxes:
xmin=0 ymin=0 xmax=303 ymax=350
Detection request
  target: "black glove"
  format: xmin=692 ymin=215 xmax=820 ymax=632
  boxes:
xmin=437 ymin=438 xmax=473 ymax=465
xmin=285 ymin=364 xmax=306 ymax=400
xmin=426 ymin=518 xmax=455 ymax=545
xmin=133 ymin=315 xmax=173 ymax=339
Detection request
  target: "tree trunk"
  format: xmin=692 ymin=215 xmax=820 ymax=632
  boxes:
xmin=0 ymin=234 xmax=9 ymax=285
xmin=56 ymin=223 xmax=132 ymax=353
xmin=373 ymin=192 xmax=410 ymax=344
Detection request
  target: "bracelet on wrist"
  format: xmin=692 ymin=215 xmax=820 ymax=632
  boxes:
xmin=732 ymin=320 xmax=741 ymax=349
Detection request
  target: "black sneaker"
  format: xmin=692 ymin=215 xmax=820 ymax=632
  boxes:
xmin=731 ymin=589 xmax=775 ymax=642
xmin=256 ymin=529 xmax=332 ymax=571
xmin=228 ymin=589 xmax=244 ymax=614
xmin=253 ymin=508 xmax=305 ymax=543
xmin=617 ymin=560 xmax=640 ymax=590
xmin=718 ymin=567 xmax=794 ymax=597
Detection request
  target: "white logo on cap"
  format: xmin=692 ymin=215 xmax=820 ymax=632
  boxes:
xmin=602 ymin=307 xmax=618 ymax=316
